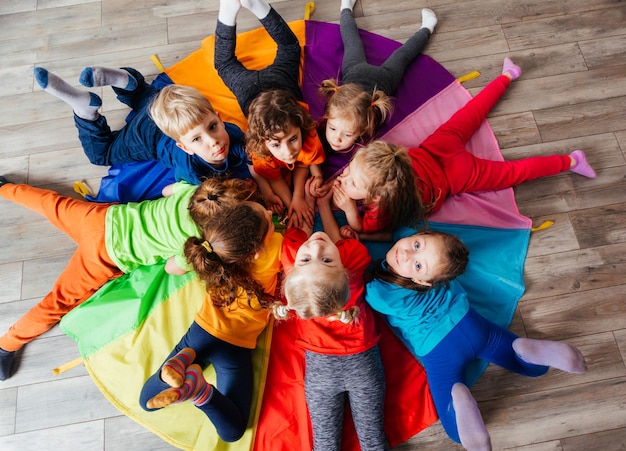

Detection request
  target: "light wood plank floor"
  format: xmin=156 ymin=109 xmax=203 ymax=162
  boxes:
xmin=1 ymin=0 xmax=625 ymax=449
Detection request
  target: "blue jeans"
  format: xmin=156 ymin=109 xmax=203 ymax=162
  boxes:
xmin=75 ymin=67 xmax=163 ymax=166
xmin=139 ymin=321 xmax=253 ymax=442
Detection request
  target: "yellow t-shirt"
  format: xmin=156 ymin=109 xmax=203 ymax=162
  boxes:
xmin=194 ymin=232 xmax=283 ymax=349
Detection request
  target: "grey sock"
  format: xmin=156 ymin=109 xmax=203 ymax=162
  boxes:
xmin=34 ymin=67 xmax=101 ymax=120
xmin=79 ymin=67 xmax=137 ymax=90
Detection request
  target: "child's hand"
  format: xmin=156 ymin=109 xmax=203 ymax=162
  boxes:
xmin=339 ymin=225 xmax=359 ymax=240
xmin=304 ymin=178 xmax=318 ymax=210
xmin=316 ymin=181 xmax=334 ymax=206
xmin=287 ymin=194 xmax=314 ymax=230
xmin=263 ymin=193 xmax=284 ymax=215
xmin=332 ymin=182 xmax=357 ymax=213
xmin=307 ymin=175 xmax=326 ymax=197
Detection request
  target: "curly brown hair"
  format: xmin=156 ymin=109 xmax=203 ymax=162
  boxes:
xmin=184 ymin=201 xmax=271 ymax=309
xmin=245 ymin=89 xmax=316 ymax=160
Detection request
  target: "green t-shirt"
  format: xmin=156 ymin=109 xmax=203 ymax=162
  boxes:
xmin=105 ymin=182 xmax=199 ymax=273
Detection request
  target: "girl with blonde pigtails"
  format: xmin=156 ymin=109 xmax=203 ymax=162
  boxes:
xmin=271 ymin=179 xmax=389 ymax=451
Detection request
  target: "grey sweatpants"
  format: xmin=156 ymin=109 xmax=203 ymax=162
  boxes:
xmin=304 ymin=345 xmax=389 ymax=451
xmin=214 ymin=7 xmax=303 ymax=116
xmin=340 ymin=8 xmax=431 ymax=96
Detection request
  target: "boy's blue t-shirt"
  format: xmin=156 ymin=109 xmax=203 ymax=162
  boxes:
xmin=156 ymin=122 xmax=251 ymax=184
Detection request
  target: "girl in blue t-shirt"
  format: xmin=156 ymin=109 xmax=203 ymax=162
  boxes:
xmin=365 ymin=229 xmax=587 ymax=450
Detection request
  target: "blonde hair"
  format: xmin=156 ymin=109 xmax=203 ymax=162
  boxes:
xmin=245 ymin=89 xmax=316 ymax=159
xmin=149 ymin=85 xmax=217 ymax=141
xmin=319 ymin=79 xmax=393 ymax=141
xmin=353 ymin=141 xmax=425 ymax=230
xmin=272 ymin=265 xmax=359 ymax=324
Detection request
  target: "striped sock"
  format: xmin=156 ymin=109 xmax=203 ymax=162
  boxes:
xmin=146 ymin=364 xmax=213 ymax=409
xmin=161 ymin=347 xmax=196 ymax=388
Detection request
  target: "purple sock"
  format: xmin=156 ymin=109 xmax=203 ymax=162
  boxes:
xmin=570 ymin=150 xmax=596 ymax=178
xmin=502 ymin=57 xmax=522 ymax=80
xmin=513 ymin=338 xmax=587 ymax=374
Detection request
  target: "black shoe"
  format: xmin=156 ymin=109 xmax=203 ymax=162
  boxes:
xmin=0 ymin=348 xmax=16 ymax=381
xmin=0 ymin=176 xmax=11 ymax=188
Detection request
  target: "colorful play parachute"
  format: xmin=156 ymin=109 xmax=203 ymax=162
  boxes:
xmin=61 ymin=19 xmax=530 ymax=451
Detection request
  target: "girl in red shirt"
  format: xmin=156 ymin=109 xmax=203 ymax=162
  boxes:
xmin=272 ymin=185 xmax=388 ymax=450
xmin=331 ymin=58 xmax=597 ymax=237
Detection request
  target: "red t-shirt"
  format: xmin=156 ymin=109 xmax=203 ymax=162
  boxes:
xmin=360 ymin=145 xmax=451 ymax=233
xmin=280 ymin=228 xmax=379 ymax=355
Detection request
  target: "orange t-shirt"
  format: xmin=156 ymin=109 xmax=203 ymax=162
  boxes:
xmin=251 ymin=103 xmax=326 ymax=180
xmin=194 ymin=232 xmax=283 ymax=349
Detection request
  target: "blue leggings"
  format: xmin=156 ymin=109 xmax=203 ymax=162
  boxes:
xmin=75 ymin=67 xmax=164 ymax=166
xmin=421 ymin=308 xmax=548 ymax=443
xmin=139 ymin=321 xmax=253 ymax=442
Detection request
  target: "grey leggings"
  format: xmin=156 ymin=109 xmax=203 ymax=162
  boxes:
xmin=214 ymin=7 xmax=303 ymax=116
xmin=304 ymin=345 xmax=389 ymax=451
xmin=340 ymin=8 xmax=431 ymax=96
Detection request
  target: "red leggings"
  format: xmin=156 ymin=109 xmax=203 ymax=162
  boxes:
xmin=0 ymin=184 xmax=122 ymax=351
xmin=418 ymin=75 xmax=571 ymax=201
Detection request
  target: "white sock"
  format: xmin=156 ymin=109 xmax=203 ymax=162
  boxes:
xmin=218 ymin=0 xmax=242 ymax=26
xmin=241 ymin=0 xmax=271 ymax=19
xmin=421 ymin=8 xmax=437 ymax=33
xmin=341 ymin=0 xmax=357 ymax=12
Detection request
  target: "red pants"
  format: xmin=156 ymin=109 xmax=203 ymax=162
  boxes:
xmin=0 ymin=184 xmax=122 ymax=351
xmin=419 ymin=75 xmax=571 ymax=207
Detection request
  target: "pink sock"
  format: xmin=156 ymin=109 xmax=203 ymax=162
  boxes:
xmin=570 ymin=150 xmax=597 ymax=178
xmin=502 ymin=57 xmax=522 ymax=80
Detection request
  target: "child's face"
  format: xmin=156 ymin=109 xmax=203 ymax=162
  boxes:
xmin=294 ymin=231 xmax=343 ymax=272
xmin=385 ymin=233 xmax=446 ymax=286
xmin=176 ymin=111 xmax=230 ymax=166
xmin=325 ymin=116 xmax=361 ymax=152
xmin=336 ymin=155 xmax=369 ymax=200
xmin=265 ymin=125 xmax=302 ymax=165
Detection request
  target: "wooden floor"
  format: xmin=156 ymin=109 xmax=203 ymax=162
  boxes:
xmin=1 ymin=0 xmax=625 ymax=449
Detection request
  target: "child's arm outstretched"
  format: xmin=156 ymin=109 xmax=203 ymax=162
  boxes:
xmin=248 ymin=165 xmax=284 ymax=214
xmin=287 ymin=165 xmax=316 ymax=229
xmin=316 ymin=182 xmax=343 ymax=243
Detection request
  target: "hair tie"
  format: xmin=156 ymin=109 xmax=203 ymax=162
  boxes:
xmin=370 ymin=101 xmax=376 ymax=107
xmin=201 ymin=241 xmax=213 ymax=253
xmin=333 ymin=86 xmax=339 ymax=93
xmin=277 ymin=305 xmax=289 ymax=317
xmin=339 ymin=310 xmax=350 ymax=324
